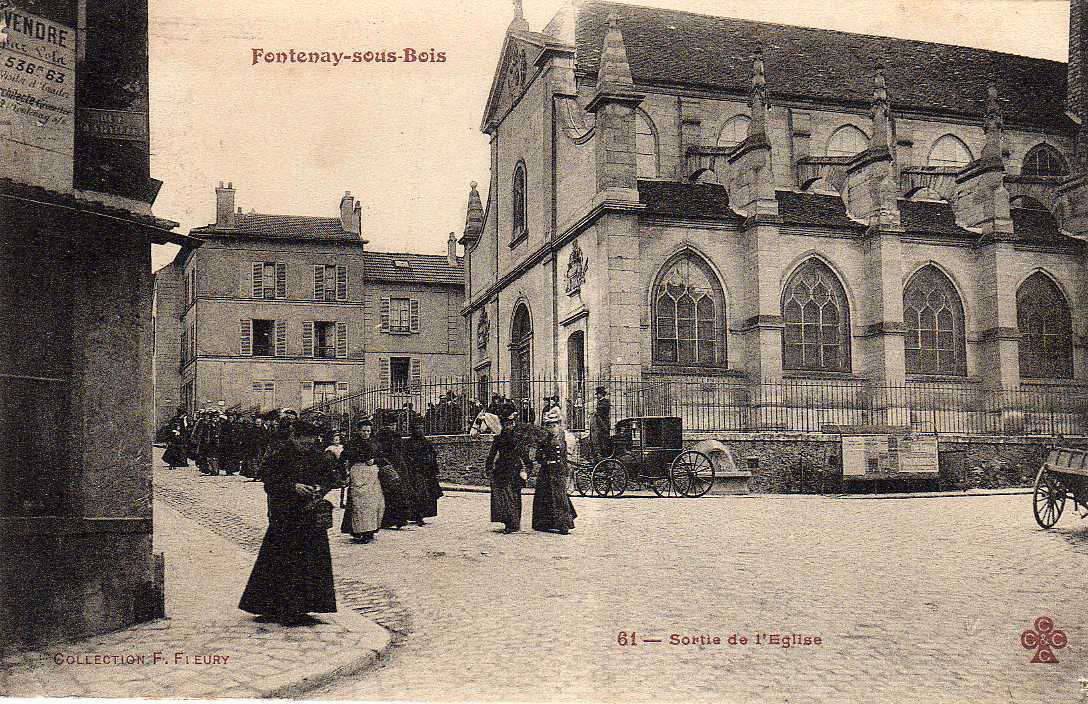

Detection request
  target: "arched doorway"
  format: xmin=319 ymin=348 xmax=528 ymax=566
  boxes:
xmin=510 ymin=304 xmax=532 ymax=401
xmin=567 ymin=331 xmax=586 ymax=429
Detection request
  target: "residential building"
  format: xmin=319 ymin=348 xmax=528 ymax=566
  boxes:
xmin=153 ymin=185 xmax=465 ymax=422
xmin=1 ymin=1 xmax=197 ymax=646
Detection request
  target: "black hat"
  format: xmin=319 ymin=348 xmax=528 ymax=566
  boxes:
xmin=355 ymin=417 xmax=373 ymax=428
xmin=596 ymin=385 xmax=607 ymax=394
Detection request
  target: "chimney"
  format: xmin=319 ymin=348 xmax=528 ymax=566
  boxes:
xmin=340 ymin=191 xmax=354 ymax=232
xmin=215 ymin=181 xmax=236 ymax=229
xmin=447 ymin=232 xmax=458 ymax=266
xmin=352 ymin=201 xmax=364 ymax=239
xmin=1070 ymin=0 xmax=1088 ymax=121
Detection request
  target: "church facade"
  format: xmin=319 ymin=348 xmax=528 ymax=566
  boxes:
xmin=460 ymin=0 xmax=1088 ymax=430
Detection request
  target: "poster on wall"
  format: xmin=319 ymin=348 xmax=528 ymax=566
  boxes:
xmin=0 ymin=5 xmax=76 ymax=190
xmin=841 ymin=432 xmax=939 ymax=478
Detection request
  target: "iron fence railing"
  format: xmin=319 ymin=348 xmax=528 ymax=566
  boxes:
xmin=299 ymin=376 xmax=1088 ymax=438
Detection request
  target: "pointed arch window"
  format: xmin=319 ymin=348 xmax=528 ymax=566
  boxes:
xmin=826 ymin=125 xmax=869 ymax=158
xmin=1017 ymin=273 xmax=1073 ymax=379
xmin=635 ymin=110 xmax=659 ymax=179
xmin=782 ymin=259 xmax=851 ymax=372
xmin=903 ymin=266 xmax=966 ymax=376
xmin=1021 ymin=144 xmax=1069 ymax=177
xmin=717 ymin=115 xmax=751 ymax=150
xmin=512 ymin=161 xmax=527 ymax=240
xmin=927 ymin=135 xmax=973 ymax=169
xmin=653 ymin=254 xmax=726 ymax=367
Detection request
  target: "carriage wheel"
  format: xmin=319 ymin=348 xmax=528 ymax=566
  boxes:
xmin=592 ymin=460 xmax=627 ymax=498
xmin=1033 ymin=467 xmax=1066 ymax=529
xmin=671 ymin=450 xmax=716 ymax=498
xmin=572 ymin=463 xmax=594 ymax=497
xmin=649 ymin=473 xmax=674 ymax=497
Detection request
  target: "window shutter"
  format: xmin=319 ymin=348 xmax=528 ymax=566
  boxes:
xmin=379 ymin=358 xmax=390 ymax=389
xmin=410 ymin=358 xmax=422 ymax=391
xmin=302 ymin=321 xmax=315 ymax=357
xmin=274 ymin=320 xmax=287 ymax=357
xmin=313 ymin=265 xmax=325 ymax=300
xmin=409 ymin=298 xmax=420 ymax=333
xmin=336 ymin=321 xmax=348 ymax=358
xmin=336 ymin=264 xmax=347 ymax=300
xmin=275 ymin=262 xmax=287 ymax=298
xmin=252 ymin=262 xmax=263 ymax=299
xmin=240 ymin=319 xmax=252 ymax=356
xmin=380 ymin=297 xmax=390 ymax=332
xmin=336 ymin=381 xmax=349 ymax=396
xmin=300 ymin=381 xmax=313 ymax=407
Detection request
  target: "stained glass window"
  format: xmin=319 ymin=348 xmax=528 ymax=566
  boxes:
xmin=1017 ymin=273 xmax=1073 ymax=379
xmin=653 ymin=256 xmax=724 ymax=366
xmin=782 ymin=259 xmax=851 ymax=372
xmin=1021 ymin=144 xmax=1069 ymax=177
xmin=904 ymin=266 xmax=966 ymax=375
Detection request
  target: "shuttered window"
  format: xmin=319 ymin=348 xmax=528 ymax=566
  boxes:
xmin=336 ymin=265 xmax=347 ymax=300
xmin=389 ymin=298 xmax=411 ymax=334
xmin=336 ymin=322 xmax=348 ymax=358
xmin=240 ymin=319 xmax=252 ymax=356
xmin=275 ymin=262 xmax=287 ymax=298
xmin=302 ymin=321 xmax=315 ymax=357
xmin=274 ymin=320 xmax=287 ymax=357
xmin=313 ymin=265 xmax=325 ymax=300
xmin=251 ymin=263 xmax=263 ymax=298
xmin=409 ymin=299 xmax=420 ymax=333
xmin=410 ymin=358 xmax=422 ymax=391
xmin=336 ymin=381 xmax=350 ymax=396
xmin=379 ymin=358 xmax=391 ymax=388
xmin=380 ymin=297 xmax=391 ymax=332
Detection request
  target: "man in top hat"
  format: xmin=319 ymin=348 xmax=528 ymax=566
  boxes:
xmin=589 ymin=385 xmax=612 ymax=460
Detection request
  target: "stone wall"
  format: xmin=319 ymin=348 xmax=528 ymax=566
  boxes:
xmin=430 ymin=430 xmax=1076 ymax=493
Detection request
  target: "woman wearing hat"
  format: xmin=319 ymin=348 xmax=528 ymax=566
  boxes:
xmin=239 ymin=420 xmax=339 ymax=624
xmin=531 ymin=407 xmax=577 ymax=534
xmin=487 ymin=410 xmax=532 ymax=533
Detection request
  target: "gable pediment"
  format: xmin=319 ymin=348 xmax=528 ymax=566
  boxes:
xmin=480 ymin=31 xmax=573 ymax=133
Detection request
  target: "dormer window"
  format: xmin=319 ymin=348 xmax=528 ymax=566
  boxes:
xmin=393 ymin=259 xmax=412 ymax=269
xmin=512 ymin=161 xmax=527 ymax=241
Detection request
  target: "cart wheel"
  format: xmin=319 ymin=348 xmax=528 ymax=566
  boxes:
xmin=649 ymin=473 xmax=673 ymax=497
xmin=671 ymin=450 xmax=716 ymax=498
xmin=572 ymin=463 xmax=594 ymax=497
xmin=592 ymin=459 xmax=627 ymax=498
xmin=1033 ymin=467 xmax=1066 ymax=529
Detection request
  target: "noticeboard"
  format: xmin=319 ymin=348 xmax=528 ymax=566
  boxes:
xmin=0 ymin=7 xmax=76 ymax=189
xmin=841 ymin=431 xmax=939 ymax=479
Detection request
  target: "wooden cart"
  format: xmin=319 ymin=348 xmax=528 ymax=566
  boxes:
xmin=1032 ymin=447 xmax=1088 ymax=528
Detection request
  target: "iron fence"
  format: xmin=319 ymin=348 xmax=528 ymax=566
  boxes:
xmin=300 ymin=376 xmax=1088 ymax=438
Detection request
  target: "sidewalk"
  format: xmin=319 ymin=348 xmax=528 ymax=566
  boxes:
xmin=440 ymin=481 xmax=1033 ymax=499
xmin=0 ymin=500 xmax=392 ymax=699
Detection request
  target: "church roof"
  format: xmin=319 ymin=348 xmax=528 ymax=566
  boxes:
xmin=572 ymin=2 xmax=1070 ymax=130
xmin=637 ymin=180 xmax=741 ymax=221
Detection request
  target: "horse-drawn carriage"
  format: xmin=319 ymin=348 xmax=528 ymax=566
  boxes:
xmin=1032 ymin=446 xmax=1088 ymax=528
xmin=581 ymin=416 xmax=717 ymax=497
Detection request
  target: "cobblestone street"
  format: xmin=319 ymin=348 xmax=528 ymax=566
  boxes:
xmin=154 ymin=459 xmax=1088 ymax=703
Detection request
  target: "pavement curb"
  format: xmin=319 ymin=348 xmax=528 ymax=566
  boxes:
xmin=439 ymin=482 xmax=1033 ymax=500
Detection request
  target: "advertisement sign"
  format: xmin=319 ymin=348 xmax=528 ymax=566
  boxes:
xmin=0 ymin=6 xmax=76 ymax=189
xmin=841 ymin=432 xmax=939 ymax=478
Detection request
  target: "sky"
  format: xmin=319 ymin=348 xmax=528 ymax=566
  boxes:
xmin=147 ymin=0 xmax=1070 ymax=271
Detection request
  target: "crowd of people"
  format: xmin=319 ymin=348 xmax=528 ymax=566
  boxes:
xmin=160 ymin=387 xmax=614 ymax=626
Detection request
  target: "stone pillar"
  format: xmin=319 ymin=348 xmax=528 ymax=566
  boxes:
xmin=594 ymin=213 xmax=643 ymax=380
xmin=679 ymin=97 xmax=703 ymax=179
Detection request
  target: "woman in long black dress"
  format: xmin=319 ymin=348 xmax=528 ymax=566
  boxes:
xmin=531 ymin=407 xmax=577 ymax=534
xmin=487 ymin=411 xmax=532 ymax=533
xmin=239 ymin=420 xmax=339 ymax=624
xmin=373 ymin=414 xmax=415 ymax=529
xmin=404 ymin=424 xmax=442 ymax=521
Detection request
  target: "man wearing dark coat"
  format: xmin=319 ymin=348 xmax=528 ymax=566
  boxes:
xmin=531 ymin=407 xmax=577 ymax=534
xmin=589 ymin=386 xmax=612 ymax=460
xmin=487 ymin=411 xmax=532 ymax=533
xmin=239 ymin=420 xmax=338 ymax=624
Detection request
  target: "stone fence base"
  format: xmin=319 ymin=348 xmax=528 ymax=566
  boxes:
xmin=428 ymin=432 xmax=1084 ymax=493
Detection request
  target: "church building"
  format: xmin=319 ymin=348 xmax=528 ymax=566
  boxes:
xmin=460 ymin=0 xmax=1088 ymax=430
